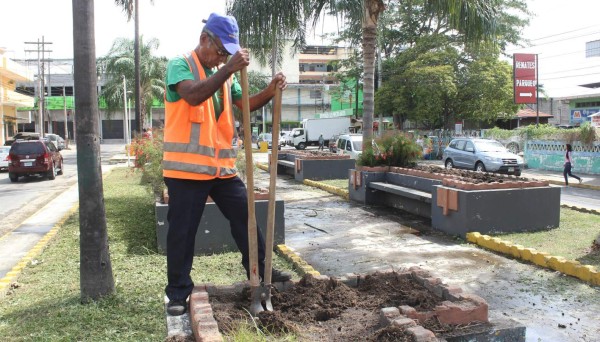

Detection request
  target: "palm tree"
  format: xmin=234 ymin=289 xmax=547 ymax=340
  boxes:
xmin=98 ymin=37 xmax=166 ymax=131
xmin=72 ymin=0 xmax=115 ymax=301
xmin=114 ymin=0 xmax=154 ymax=134
xmin=229 ymin=0 xmax=498 ymax=147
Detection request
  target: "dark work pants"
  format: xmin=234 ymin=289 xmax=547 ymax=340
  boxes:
xmin=163 ymin=176 xmax=266 ymax=301
xmin=563 ymin=162 xmax=580 ymax=185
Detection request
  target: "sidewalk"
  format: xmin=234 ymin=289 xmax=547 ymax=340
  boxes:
xmin=520 ymin=167 xmax=600 ymax=190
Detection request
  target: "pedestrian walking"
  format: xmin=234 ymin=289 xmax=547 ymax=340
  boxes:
xmin=563 ymin=143 xmax=582 ymax=186
xmin=162 ymin=12 xmax=290 ymax=316
xmin=318 ymin=133 xmax=324 ymax=151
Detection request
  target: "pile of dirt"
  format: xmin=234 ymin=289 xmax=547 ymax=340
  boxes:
xmin=210 ymin=272 xmax=475 ymax=341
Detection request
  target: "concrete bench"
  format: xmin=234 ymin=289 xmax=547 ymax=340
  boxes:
xmin=368 ymin=182 xmax=432 ymax=204
xmin=277 ymin=160 xmax=295 ymax=168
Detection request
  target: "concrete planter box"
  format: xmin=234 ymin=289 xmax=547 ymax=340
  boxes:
xmin=349 ymin=168 xmax=560 ymax=237
xmin=155 ymin=199 xmax=285 ymax=255
xmin=432 ymin=185 xmax=560 ymax=237
xmin=273 ymin=152 xmax=356 ymax=181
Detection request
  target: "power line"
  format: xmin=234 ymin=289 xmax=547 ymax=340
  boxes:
xmin=540 ymin=72 xmax=600 ymax=81
xmin=529 ymin=25 xmax=600 ymax=41
xmin=506 ymin=29 xmax=600 ymax=53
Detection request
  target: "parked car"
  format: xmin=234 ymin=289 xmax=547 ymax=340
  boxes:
xmin=442 ymin=138 xmax=524 ymax=176
xmin=45 ymin=133 xmax=66 ymax=150
xmin=4 ymin=132 xmax=41 ymax=146
xmin=7 ymin=139 xmax=64 ymax=182
xmin=0 ymin=146 xmax=10 ymax=170
xmin=335 ymin=134 xmax=363 ymax=159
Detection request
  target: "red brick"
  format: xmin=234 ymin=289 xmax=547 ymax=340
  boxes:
xmin=434 ymin=294 xmax=488 ymax=325
xmin=391 ymin=317 xmax=417 ymax=329
xmin=407 ymin=326 xmax=437 ymax=342
xmin=380 ymin=307 xmax=400 ymax=325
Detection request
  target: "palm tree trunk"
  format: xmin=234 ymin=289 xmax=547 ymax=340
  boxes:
xmin=361 ymin=0 xmax=385 ymax=147
xmin=72 ymin=0 xmax=115 ymax=302
xmin=134 ymin=0 xmax=142 ymax=133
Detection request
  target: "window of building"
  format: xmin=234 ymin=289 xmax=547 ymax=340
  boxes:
xmin=575 ymin=101 xmax=600 ymax=108
xmin=310 ymin=90 xmax=322 ymax=99
xmin=586 ymin=40 xmax=600 ymax=58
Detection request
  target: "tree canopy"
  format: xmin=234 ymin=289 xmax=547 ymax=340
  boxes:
xmin=97 ymin=37 xmax=166 ymax=130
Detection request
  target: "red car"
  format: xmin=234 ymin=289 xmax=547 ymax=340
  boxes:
xmin=7 ymin=139 xmax=64 ymax=182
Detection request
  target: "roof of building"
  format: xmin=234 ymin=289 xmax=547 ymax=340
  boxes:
xmin=516 ymin=107 xmax=553 ymax=118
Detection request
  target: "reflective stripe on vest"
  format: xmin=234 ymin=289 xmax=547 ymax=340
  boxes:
xmin=162 ymin=51 xmax=238 ymax=180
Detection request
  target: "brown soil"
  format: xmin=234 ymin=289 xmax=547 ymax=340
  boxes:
xmin=210 ymin=272 xmax=482 ymax=341
xmin=411 ymin=164 xmax=529 ymax=184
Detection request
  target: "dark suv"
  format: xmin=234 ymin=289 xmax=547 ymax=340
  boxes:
xmin=7 ymin=139 xmax=64 ymax=182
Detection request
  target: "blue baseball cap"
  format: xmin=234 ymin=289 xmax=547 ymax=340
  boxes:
xmin=203 ymin=13 xmax=240 ymax=55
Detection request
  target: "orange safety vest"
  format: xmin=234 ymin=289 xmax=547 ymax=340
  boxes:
xmin=162 ymin=51 xmax=238 ymax=180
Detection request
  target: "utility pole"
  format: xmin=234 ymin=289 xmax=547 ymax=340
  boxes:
xmin=25 ymin=37 xmax=52 ymax=136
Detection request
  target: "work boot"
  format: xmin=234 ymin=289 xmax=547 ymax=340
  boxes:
xmin=166 ymin=299 xmax=187 ymax=316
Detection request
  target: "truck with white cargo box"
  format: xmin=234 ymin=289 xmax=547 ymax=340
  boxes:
xmin=288 ymin=117 xmax=352 ymax=150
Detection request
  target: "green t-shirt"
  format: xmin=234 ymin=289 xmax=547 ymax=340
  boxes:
xmin=165 ymin=56 xmax=242 ymax=119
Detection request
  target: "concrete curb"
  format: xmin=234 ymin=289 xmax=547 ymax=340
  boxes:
xmin=545 ymin=178 xmax=600 ymax=191
xmin=256 ymin=161 xmax=350 ymax=200
xmin=0 ymin=204 xmax=79 ymax=296
xmin=275 ymin=244 xmax=321 ymax=277
xmin=303 ymin=179 xmax=350 ymax=200
xmin=466 ymin=232 xmax=600 ymax=286
xmin=561 ymin=203 xmax=600 ymax=215
xmin=255 ymin=162 xmax=268 ymax=172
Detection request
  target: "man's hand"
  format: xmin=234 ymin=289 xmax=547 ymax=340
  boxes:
xmin=270 ymin=72 xmax=287 ymax=91
xmin=225 ymin=48 xmax=250 ymax=74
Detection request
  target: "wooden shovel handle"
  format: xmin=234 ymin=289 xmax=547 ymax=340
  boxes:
xmin=240 ymin=67 xmax=259 ymax=287
xmin=264 ymin=87 xmax=281 ymax=285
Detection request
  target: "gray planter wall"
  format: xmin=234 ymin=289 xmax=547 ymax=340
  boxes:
xmin=431 ymin=185 xmax=561 ymax=237
xmin=296 ymin=159 xmax=357 ymax=181
xmin=275 ymin=153 xmax=356 ymax=181
xmin=349 ymin=169 xmax=561 ymax=237
xmin=156 ymin=200 xmax=285 ymax=255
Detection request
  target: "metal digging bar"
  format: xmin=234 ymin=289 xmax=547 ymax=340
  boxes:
xmin=262 ymin=86 xmax=282 ymax=311
xmin=240 ymin=67 xmax=268 ymax=316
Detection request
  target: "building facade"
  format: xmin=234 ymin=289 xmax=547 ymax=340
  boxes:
xmin=10 ymin=43 xmax=357 ymax=142
xmin=0 ymin=48 xmax=35 ymax=145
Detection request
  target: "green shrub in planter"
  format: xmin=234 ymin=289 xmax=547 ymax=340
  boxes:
xmin=357 ymin=132 xmax=421 ymax=167
xmin=130 ymin=129 xmax=164 ymax=199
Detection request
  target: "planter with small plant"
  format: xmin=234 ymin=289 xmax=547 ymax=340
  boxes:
xmin=133 ymin=130 xmax=285 ymax=255
xmin=349 ymin=131 xmax=560 ymax=237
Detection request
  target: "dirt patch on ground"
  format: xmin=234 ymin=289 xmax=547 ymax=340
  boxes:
xmin=411 ymin=164 xmax=529 ymax=183
xmin=210 ymin=272 xmax=484 ymax=341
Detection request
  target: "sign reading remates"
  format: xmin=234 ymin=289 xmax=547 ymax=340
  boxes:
xmin=513 ymin=53 xmax=538 ymax=104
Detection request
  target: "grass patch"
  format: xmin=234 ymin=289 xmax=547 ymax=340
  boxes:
xmin=315 ymin=179 xmax=348 ymax=189
xmin=0 ymin=168 xmax=296 ymax=341
xmin=494 ymin=207 xmax=600 ymax=268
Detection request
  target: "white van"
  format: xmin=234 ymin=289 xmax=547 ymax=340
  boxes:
xmin=336 ymin=134 xmax=363 ymax=159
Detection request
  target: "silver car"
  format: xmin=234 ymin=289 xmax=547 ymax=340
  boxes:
xmin=442 ymin=138 xmax=524 ymax=176
xmin=0 ymin=146 xmax=10 ymax=170
xmin=45 ymin=134 xmax=66 ymax=150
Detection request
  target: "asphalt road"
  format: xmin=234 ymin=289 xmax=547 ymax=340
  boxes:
xmin=0 ymin=143 xmax=126 ymax=279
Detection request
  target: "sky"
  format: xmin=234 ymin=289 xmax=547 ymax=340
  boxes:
xmin=1 ymin=0 xmax=599 ymax=97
